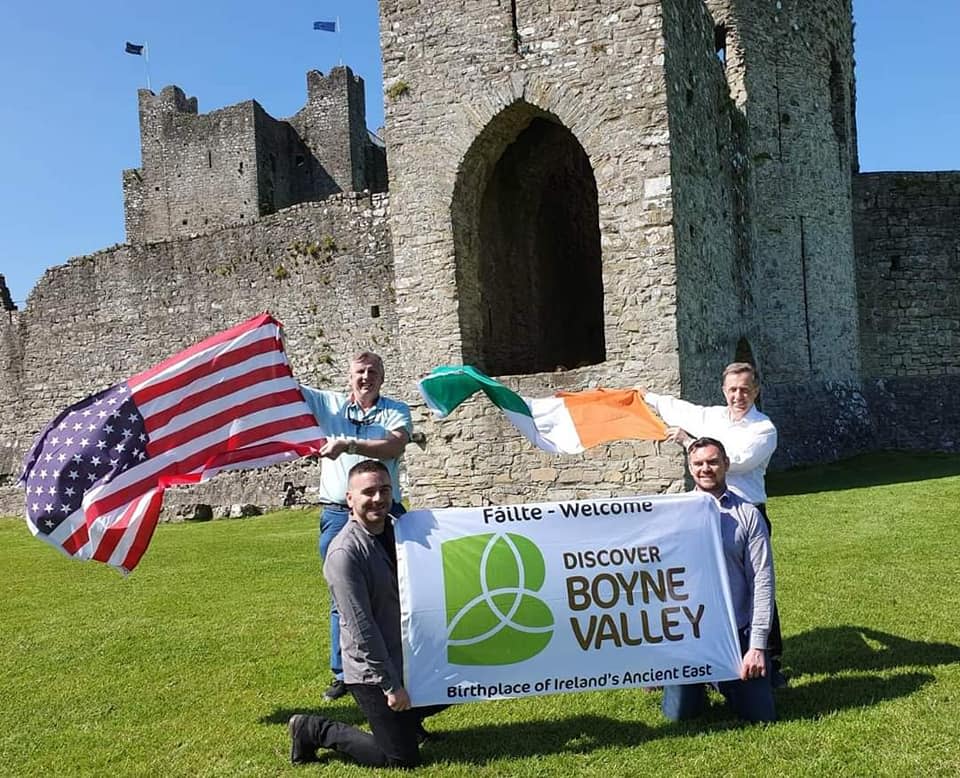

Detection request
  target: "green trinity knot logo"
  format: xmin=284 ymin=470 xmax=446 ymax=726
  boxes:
xmin=442 ymin=533 xmax=555 ymax=665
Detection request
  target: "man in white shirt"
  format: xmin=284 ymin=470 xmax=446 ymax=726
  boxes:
xmin=643 ymin=363 xmax=776 ymax=506
xmin=643 ymin=362 xmax=785 ymax=684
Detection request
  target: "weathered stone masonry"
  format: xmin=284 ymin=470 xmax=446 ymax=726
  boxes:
xmin=1 ymin=1 xmax=959 ymax=517
xmin=0 ymin=193 xmax=395 ymax=513
xmin=854 ymin=172 xmax=960 ymax=452
xmin=123 ymin=67 xmax=386 ymax=245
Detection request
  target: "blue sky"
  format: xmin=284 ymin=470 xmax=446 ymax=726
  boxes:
xmin=1 ymin=0 xmax=958 ymax=307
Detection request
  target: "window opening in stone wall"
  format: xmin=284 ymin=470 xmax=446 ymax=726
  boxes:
xmin=734 ymin=338 xmax=761 ymax=408
xmin=452 ymin=105 xmax=605 ymax=376
xmin=207 ymin=150 xmax=212 ymax=168
xmin=734 ymin=337 xmax=755 ymax=366
xmin=714 ymin=24 xmax=727 ymax=67
xmin=829 ymin=52 xmax=848 ymax=169
xmin=370 ymin=305 xmax=380 ymax=318
xmin=510 ymin=0 xmax=520 ymax=54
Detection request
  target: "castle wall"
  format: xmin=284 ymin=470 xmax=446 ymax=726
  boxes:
xmin=663 ymin=0 xmax=747 ymax=405
xmin=252 ymin=103 xmax=329 ymax=215
xmin=124 ymin=69 xmax=386 ymax=248
xmin=0 ymin=194 xmax=396 ymax=516
xmin=852 ymin=171 xmax=960 ymax=455
xmin=698 ymin=0 xmax=871 ymax=468
xmin=7 ymin=2 xmax=959 ymax=522
xmin=380 ymin=0 xmax=689 ymax=505
xmin=0 ymin=307 xmax=25 ymax=486
xmin=854 ymin=172 xmax=960 ymax=377
xmin=705 ymin=0 xmax=860 ymax=386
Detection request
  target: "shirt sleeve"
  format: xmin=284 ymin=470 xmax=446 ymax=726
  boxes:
xmin=324 ymin=546 xmax=401 ymax=690
xmin=725 ymin=422 xmax=778 ymax=475
xmin=381 ymin=399 xmax=414 ymax=437
xmin=643 ymin=393 xmax=711 ymax=434
xmin=300 ymin=385 xmax=336 ymax=428
xmin=742 ymin=505 xmax=775 ymax=650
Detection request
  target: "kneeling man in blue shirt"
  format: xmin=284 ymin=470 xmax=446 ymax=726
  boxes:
xmin=661 ymin=436 xmax=777 ymax=723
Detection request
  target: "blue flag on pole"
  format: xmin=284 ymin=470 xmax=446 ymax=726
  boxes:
xmin=313 ymin=20 xmax=336 ymax=32
xmin=125 ymin=42 xmax=144 ymax=55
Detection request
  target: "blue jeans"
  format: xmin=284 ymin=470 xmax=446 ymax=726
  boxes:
xmin=319 ymin=502 xmax=406 ymax=679
xmin=661 ymin=632 xmax=776 ymax=723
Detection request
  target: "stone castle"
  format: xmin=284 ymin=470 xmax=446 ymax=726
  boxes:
xmin=1 ymin=0 xmax=958 ymax=517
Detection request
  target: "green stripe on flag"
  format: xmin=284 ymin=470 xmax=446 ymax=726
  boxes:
xmin=419 ymin=366 xmax=532 ymax=418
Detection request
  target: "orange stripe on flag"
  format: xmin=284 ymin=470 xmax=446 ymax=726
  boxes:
xmin=557 ymin=389 xmax=667 ymax=449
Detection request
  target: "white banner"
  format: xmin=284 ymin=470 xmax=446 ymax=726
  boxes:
xmin=396 ymin=492 xmax=742 ymax=706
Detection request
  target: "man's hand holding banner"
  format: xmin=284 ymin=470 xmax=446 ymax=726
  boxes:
xmin=396 ymin=492 xmax=743 ymax=706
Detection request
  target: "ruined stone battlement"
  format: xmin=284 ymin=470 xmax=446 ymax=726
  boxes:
xmin=123 ymin=66 xmax=386 ymax=245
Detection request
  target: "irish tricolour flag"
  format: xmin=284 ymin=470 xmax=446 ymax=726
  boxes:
xmin=418 ymin=366 xmax=667 ymax=454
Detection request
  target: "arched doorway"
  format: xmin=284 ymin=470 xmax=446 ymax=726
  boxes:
xmin=451 ymin=102 xmax=604 ymax=375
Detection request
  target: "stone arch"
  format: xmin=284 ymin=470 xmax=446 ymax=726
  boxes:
xmin=451 ymin=100 xmax=605 ymax=376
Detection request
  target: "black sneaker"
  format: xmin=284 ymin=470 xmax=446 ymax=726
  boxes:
xmin=323 ymin=678 xmax=348 ymax=700
xmin=289 ymin=714 xmax=320 ymax=764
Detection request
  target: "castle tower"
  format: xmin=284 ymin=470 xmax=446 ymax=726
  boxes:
xmin=122 ymin=86 xmax=263 ymax=243
xmin=704 ymin=0 xmax=861 ymax=384
xmin=379 ymin=0 xmax=742 ymax=502
xmin=291 ymin=66 xmax=385 ymax=195
xmin=122 ymin=67 xmax=386 ymax=245
xmin=380 ymin=0 xmax=866 ymax=497
xmin=699 ymin=0 xmax=865 ymax=461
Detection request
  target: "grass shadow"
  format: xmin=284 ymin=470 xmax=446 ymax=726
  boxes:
xmin=768 ymin=451 xmax=960 ymax=496
xmin=423 ymin=714 xmax=654 ymax=764
xmin=776 ymin=671 xmax=935 ymax=720
xmin=260 ymin=708 xmax=656 ymax=764
xmin=785 ymin=625 xmax=960 ymax=677
xmin=657 ymin=669 xmax=935 ymax=732
xmin=392 ymin=669 xmax=935 ymax=763
xmin=260 ymin=644 xmax=944 ymax=765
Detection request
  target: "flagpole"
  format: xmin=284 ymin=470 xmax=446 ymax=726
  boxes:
xmin=144 ymin=41 xmax=152 ymax=91
xmin=337 ymin=16 xmax=342 ymax=66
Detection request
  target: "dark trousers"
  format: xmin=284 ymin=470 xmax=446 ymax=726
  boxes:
xmin=756 ymin=503 xmax=784 ymax=661
xmin=313 ymin=684 xmax=445 ymax=768
xmin=662 ymin=631 xmax=776 ymax=723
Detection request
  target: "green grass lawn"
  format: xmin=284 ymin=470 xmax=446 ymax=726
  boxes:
xmin=1 ymin=452 xmax=958 ymax=776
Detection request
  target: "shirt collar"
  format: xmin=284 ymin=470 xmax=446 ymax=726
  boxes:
xmin=726 ymin=405 xmax=758 ymax=425
xmin=718 ymin=490 xmax=736 ymax=507
xmin=347 ymin=394 xmax=383 ymax=413
xmin=699 ymin=488 xmax=736 ymax=507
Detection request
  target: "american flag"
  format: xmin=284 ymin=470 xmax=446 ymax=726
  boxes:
xmin=20 ymin=313 xmax=327 ymax=574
